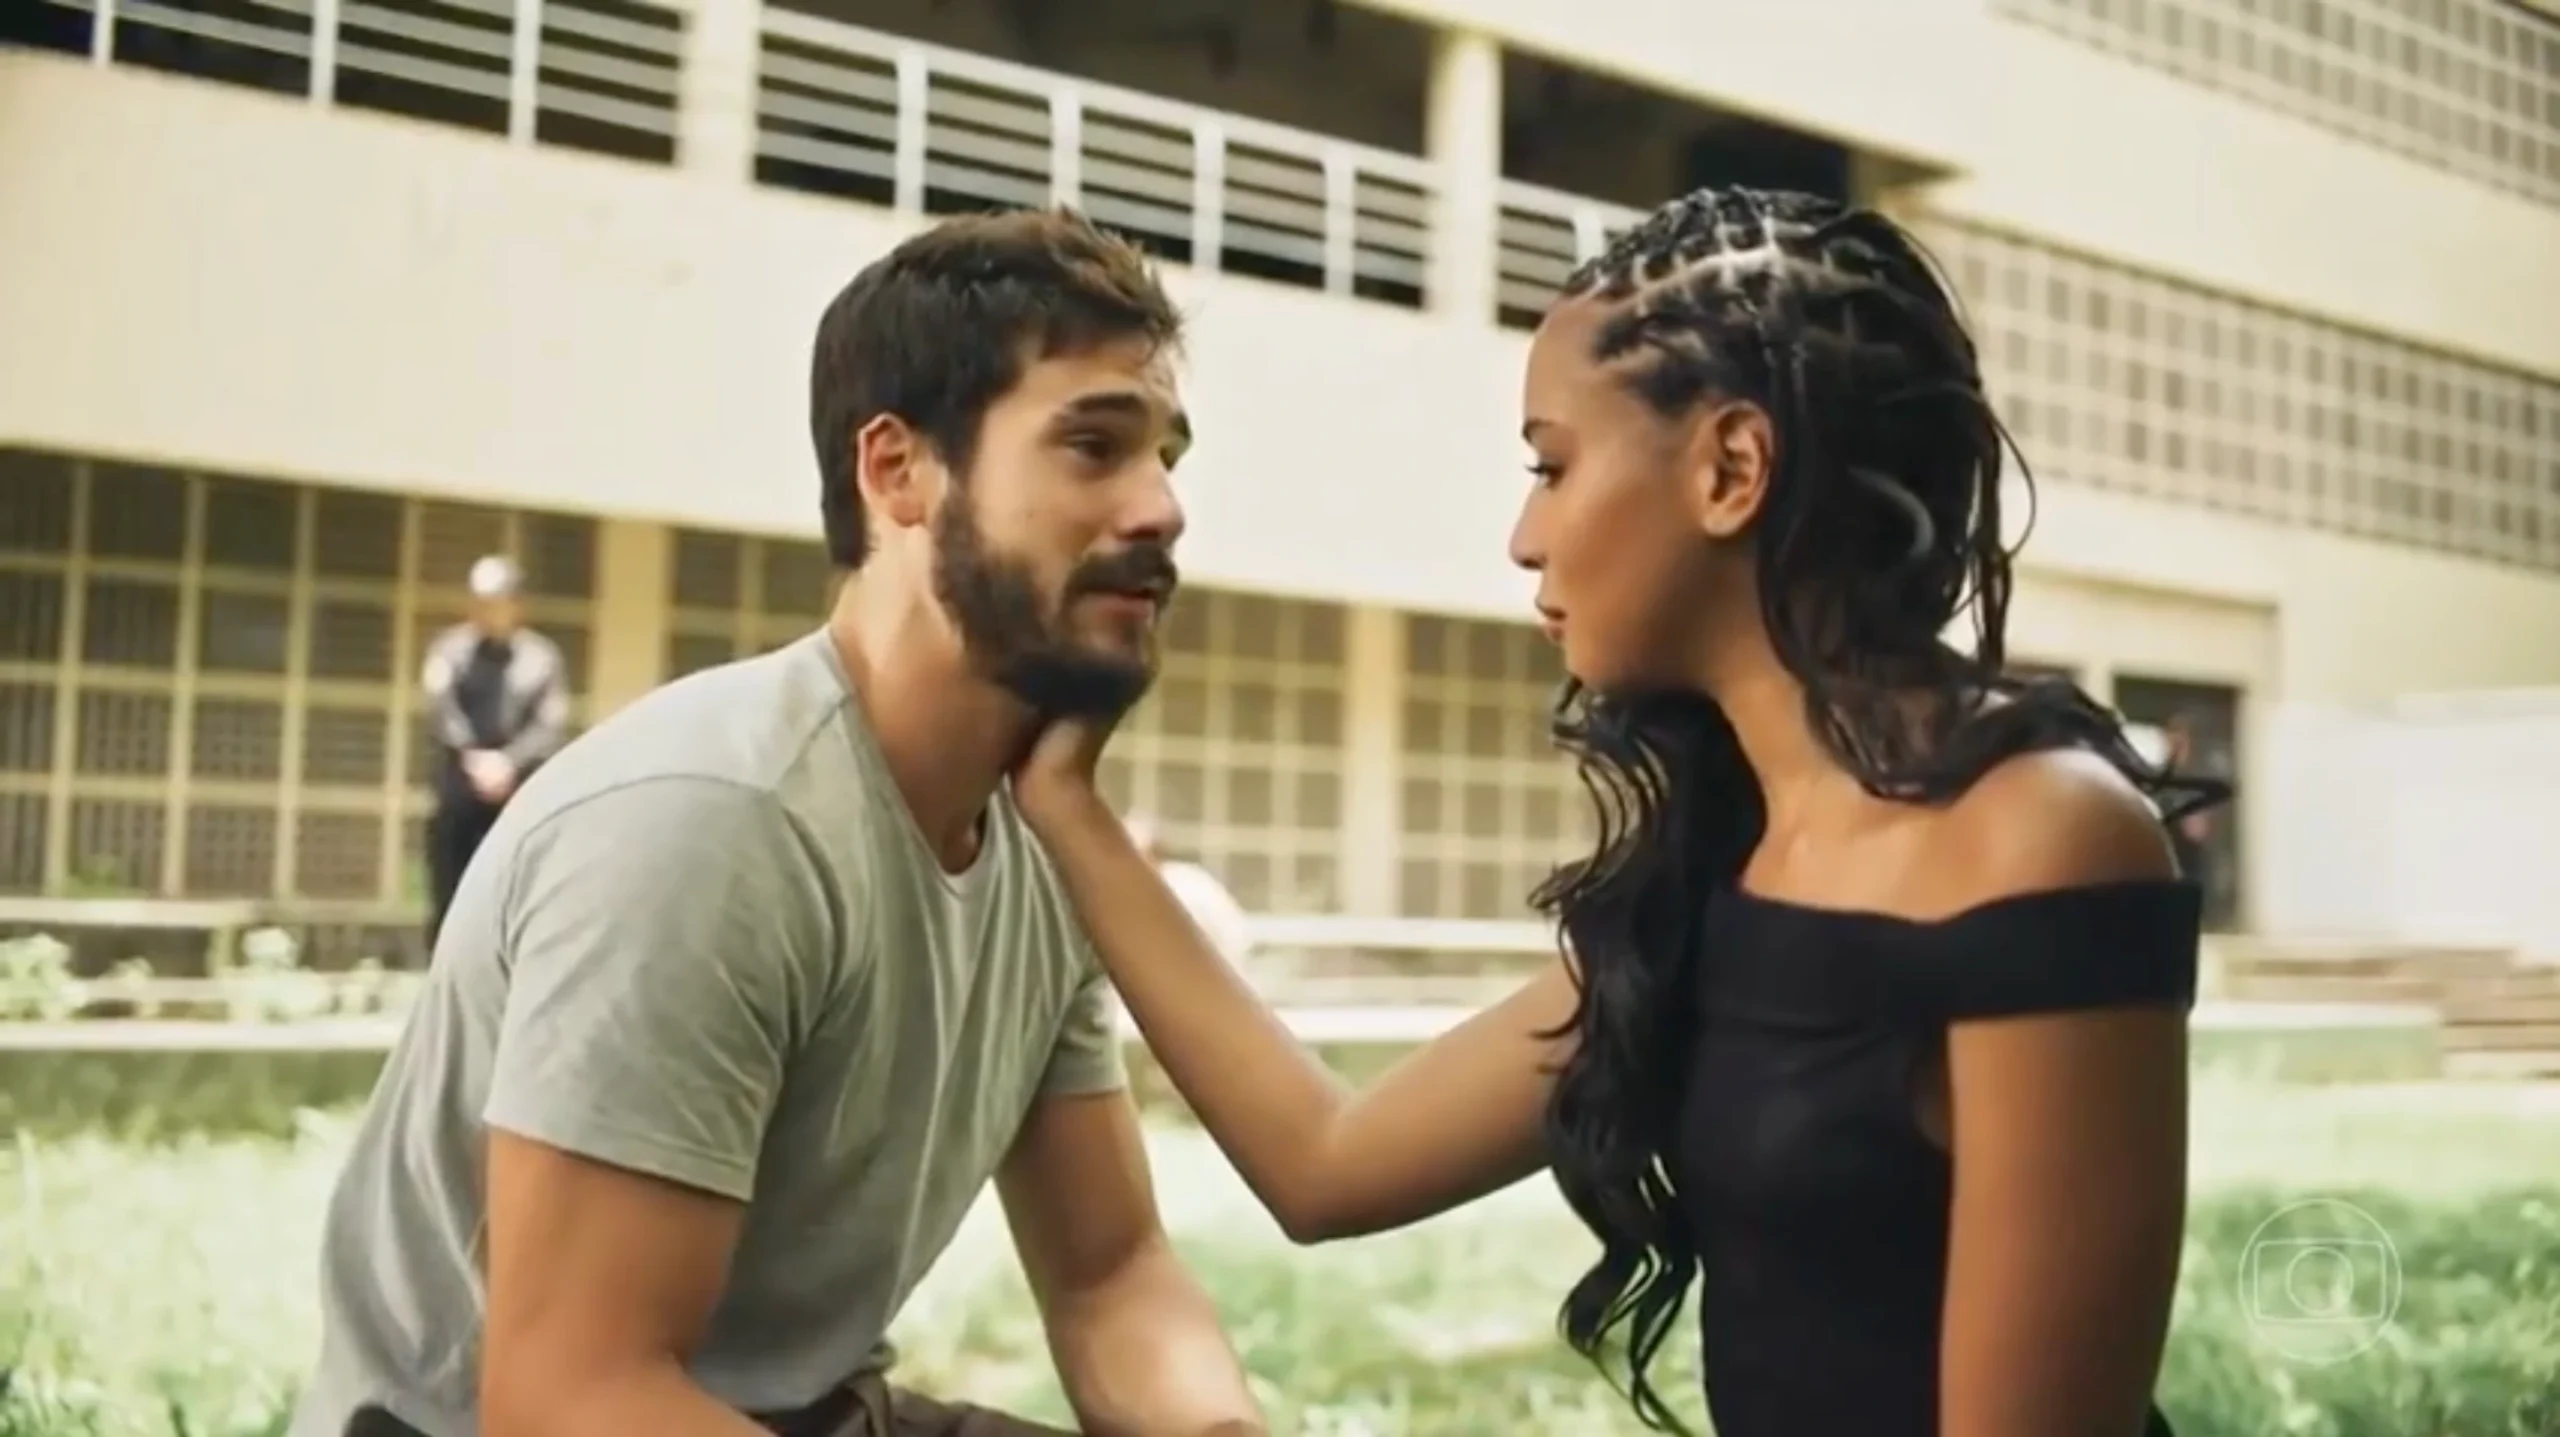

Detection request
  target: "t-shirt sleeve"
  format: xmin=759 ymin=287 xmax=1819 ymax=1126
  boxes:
xmin=482 ymin=778 xmax=839 ymax=1202
xmin=1039 ymin=962 xmax=1129 ymax=1098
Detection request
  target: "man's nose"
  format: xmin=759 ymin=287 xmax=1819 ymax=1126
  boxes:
xmin=1120 ymin=467 xmax=1185 ymax=547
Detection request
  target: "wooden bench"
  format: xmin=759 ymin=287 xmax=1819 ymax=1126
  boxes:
xmin=0 ymin=896 xmax=430 ymax=975
xmin=4 ymin=913 xmax=1551 ymax=1024
xmin=0 ymin=969 xmax=422 ymax=1022
xmin=0 ymin=896 xmax=266 ymax=973
xmin=1245 ymin=914 xmax=1555 ymax=959
xmin=1 ymin=1004 xmax=1467 ymax=1052
xmin=0 ymin=1015 xmax=406 ymax=1051
xmin=1257 ymin=972 xmax=1522 ymax=1009
xmin=1125 ymin=920 xmax=1547 ymax=1054
xmin=252 ymin=899 xmax=424 ymax=927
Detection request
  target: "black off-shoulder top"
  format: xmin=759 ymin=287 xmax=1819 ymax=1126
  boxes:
xmin=1668 ymin=879 xmax=2200 ymax=1437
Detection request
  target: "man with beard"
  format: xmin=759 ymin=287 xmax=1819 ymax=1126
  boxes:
xmin=291 ymin=209 xmax=1264 ymax=1437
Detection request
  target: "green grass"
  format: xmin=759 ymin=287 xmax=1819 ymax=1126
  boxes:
xmin=5 ymin=1078 xmax=2560 ymax=1437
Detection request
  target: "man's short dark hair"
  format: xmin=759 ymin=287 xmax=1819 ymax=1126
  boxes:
xmin=809 ymin=207 xmax=1183 ymax=568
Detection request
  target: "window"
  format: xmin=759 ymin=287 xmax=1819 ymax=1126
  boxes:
xmin=0 ymin=449 xmax=599 ymax=906
xmin=1995 ymin=0 xmax=2560 ymax=206
xmin=1927 ymin=218 xmax=2560 ymax=572
xmin=1395 ymin=615 xmax=1588 ymax=921
xmin=1096 ymin=591 xmax=1352 ymax=915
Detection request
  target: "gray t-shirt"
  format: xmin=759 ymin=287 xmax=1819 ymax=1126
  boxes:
xmin=290 ymin=631 xmax=1125 ymax=1437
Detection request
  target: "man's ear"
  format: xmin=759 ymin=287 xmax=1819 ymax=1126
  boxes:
xmin=1684 ymin=401 xmax=1774 ymax=540
xmin=854 ymin=414 xmax=941 ymax=536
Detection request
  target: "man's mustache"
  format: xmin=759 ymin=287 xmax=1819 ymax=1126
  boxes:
xmin=1069 ymin=545 xmax=1180 ymax=602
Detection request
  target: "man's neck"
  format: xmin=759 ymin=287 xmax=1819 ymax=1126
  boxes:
xmin=825 ymin=601 xmax=1033 ymax=873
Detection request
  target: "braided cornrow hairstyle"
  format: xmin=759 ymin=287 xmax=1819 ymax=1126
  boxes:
xmin=1527 ymin=187 xmax=2229 ymax=1429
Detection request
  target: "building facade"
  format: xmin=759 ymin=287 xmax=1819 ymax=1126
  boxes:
xmin=1 ymin=0 xmax=2556 ymax=937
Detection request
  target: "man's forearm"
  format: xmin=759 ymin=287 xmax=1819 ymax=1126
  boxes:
xmin=1046 ymin=1246 xmax=1263 ymax=1436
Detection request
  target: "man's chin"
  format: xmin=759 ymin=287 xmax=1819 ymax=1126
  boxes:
xmin=994 ymin=647 xmax=1156 ymax=721
xmin=1072 ymin=596 xmax=1164 ymax=650
xmin=1061 ymin=612 xmax=1160 ymax=674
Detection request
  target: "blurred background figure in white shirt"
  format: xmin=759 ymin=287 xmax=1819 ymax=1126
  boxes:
xmin=1124 ymin=812 xmax=1255 ymax=972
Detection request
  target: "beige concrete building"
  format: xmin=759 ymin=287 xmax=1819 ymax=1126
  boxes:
xmin=1 ymin=0 xmax=2556 ymax=940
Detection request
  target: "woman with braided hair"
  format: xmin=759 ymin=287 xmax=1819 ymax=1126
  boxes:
xmin=1012 ymin=186 xmax=2225 ymax=1437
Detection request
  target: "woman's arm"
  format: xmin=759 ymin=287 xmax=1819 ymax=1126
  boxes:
xmin=1020 ymin=786 xmax=1573 ymax=1243
xmin=1940 ymin=1006 xmax=2188 ymax=1437
xmin=1939 ymin=753 xmax=2191 ymax=1437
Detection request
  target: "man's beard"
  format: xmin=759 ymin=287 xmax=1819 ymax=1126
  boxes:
xmin=931 ymin=492 xmax=1176 ymax=722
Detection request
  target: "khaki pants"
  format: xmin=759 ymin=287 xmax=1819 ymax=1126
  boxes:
xmin=826 ymin=1374 xmax=1076 ymax=1437
xmin=342 ymin=1377 xmax=1073 ymax=1437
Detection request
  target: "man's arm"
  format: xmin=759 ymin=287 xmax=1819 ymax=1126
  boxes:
xmin=499 ymin=635 xmax=574 ymax=770
xmin=478 ymin=779 xmax=837 ymax=1437
xmin=483 ymin=1140 xmax=769 ymax=1437
xmin=996 ymin=976 xmax=1262 ymax=1437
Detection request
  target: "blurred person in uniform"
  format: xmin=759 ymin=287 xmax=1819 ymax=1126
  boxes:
xmin=1124 ymin=812 xmax=1254 ymax=969
xmin=418 ymin=555 xmax=571 ymax=947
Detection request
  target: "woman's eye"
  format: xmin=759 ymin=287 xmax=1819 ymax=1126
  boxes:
xmin=1525 ymin=461 xmax=1563 ymax=488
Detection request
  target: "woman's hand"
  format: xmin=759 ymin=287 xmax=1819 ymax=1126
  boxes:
xmin=1007 ymin=703 xmax=1569 ymax=1244
xmin=1010 ymin=714 xmax=1120 ymax=838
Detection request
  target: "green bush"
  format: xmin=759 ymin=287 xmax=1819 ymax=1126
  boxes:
xmin=0 ymin=1025 xmax=2460 ymax=1147
xmin=0 ymin=1041 xmax=1400 ymax=1142
xmin=6 ymin=1089 xmax=2560 ymax=1437
xmin=0 ymin=1049 xmax=391 ymax=1144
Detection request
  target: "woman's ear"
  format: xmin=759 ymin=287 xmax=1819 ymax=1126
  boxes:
xmin=1685 ymin=401 xmax=1775 ymax=539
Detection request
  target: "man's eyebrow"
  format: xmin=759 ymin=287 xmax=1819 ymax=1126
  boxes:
xmin=1056 ymin=391 xmax=1192 ymax=447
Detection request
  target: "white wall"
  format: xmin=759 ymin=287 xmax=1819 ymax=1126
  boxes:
xmin=2257 ymin=694 xmax=2560 ymax=959
xmin=1379 ymin=0 xmax=2560 ymax=378
xmin=7 ymin=54 xmax=2560 ymax=710
xmin=1355 ymin=0 xmax=2001 ymax=171
xmin=1931 ymin=22 xmax=2560 ymax=381
xmin=2253 ymin=704 xmax=2405 ymax=941
xmin=2018 ymin=484 xmax=2560 ymax=705
xmin=0 ymin=57 xmax=1529 ymax=621
xmin=2386 ymin=696 xmax=2560 ymax=962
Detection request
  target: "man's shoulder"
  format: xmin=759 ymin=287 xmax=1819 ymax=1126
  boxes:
xmin=516 ymin=772 xmax=797 ymax=847
xmin=530 ymin=638 xmax=861 ymax=807
xmin=474 ymin=775 xmax=857 ymax=1021
xmin=487 ymin=642 xmax=887 ymax=912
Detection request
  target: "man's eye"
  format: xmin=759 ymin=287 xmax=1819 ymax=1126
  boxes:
xmin=1067 ymin=432 xmax=1119 ymax=462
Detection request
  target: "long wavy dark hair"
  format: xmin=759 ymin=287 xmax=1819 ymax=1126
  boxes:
xmin=1528 ymin=188 xmax=2230 ymax=1429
